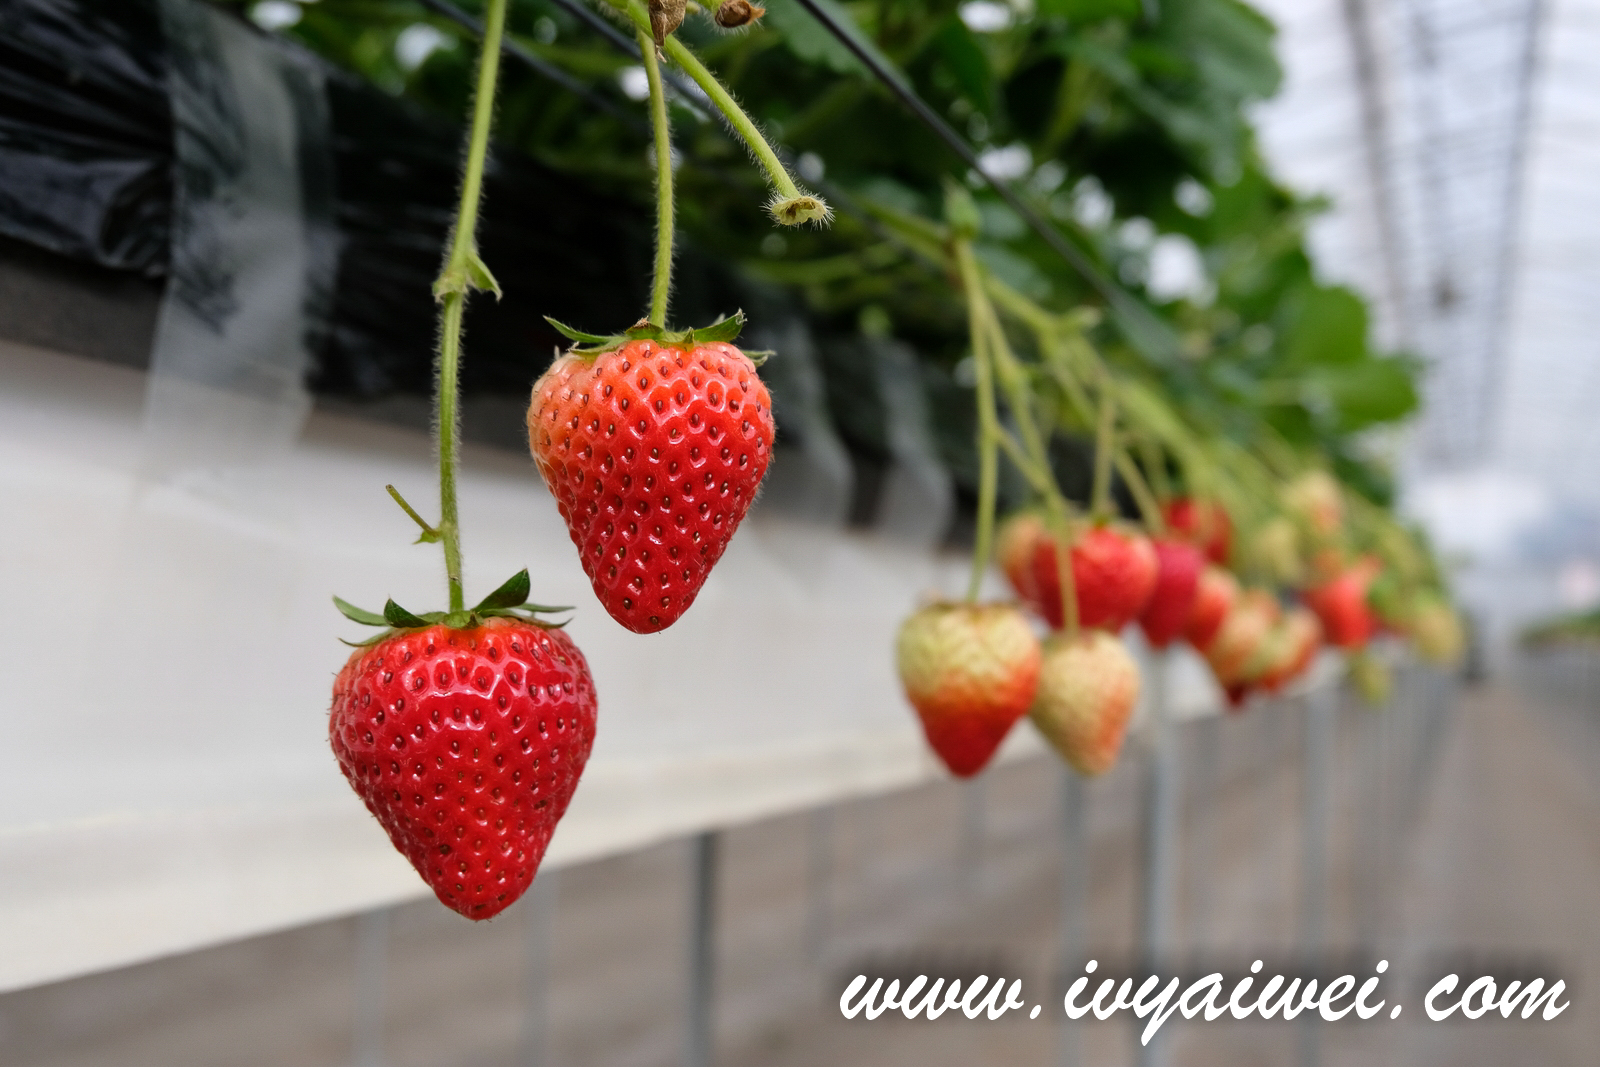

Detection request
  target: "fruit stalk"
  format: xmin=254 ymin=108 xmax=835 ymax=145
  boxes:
xmin=432 ymin=0 xmax=509 ymax=614
xmin=955 ymin=242 xmax=1079 ymax=633
xmin=957 ymin=240 xmax=1001 ymax=604
xmin=639 ymin=27 xmax=675 ymax=326
xmin=1090 ymin=384 xmax=1116 ymax=522
xmin=600 ymin=0 xmax=826 ymax=225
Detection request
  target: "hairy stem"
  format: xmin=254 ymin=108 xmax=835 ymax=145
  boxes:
xmin=959 ymin=244 xmax=1079 ymax=634
xmin=640 ymin=28 xmax=675 ymax=326
xmin=1090 ymin=386 xmax=1116 ymax=523
xmin=1114 ymin=449 xmax=1165 ymax=533
xmin=433 ymin=0 xmax=509 ymax=614
xmin=956 ymin=241 xmax=1000 ymax=603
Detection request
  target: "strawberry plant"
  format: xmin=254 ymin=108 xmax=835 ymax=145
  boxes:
xmin=327 ymin=0 xmax=596 ymax=919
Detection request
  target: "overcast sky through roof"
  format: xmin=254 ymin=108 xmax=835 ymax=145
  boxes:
xmin=1251 ymin=0 xmax=1600 ymax=627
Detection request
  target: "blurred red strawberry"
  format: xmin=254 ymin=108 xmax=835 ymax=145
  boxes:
xmin=1139 ymin=538 xmax=1205 ymax=649
xmin=1303 ymin=558 xmax=1380 ymax=649
xmin=1029 ymin=524 xmax=1159 ymax=632
xmin=996 ymin=511 xmax=1048 ymax=608
xmin=1184 ymin=565 xmax=1238 ymax=650
xmin=1164 ymin=498 xmax=1232 ymax=565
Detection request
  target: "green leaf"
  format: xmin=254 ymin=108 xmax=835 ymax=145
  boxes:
xmin=691 ymin=311 xmax=747 ymax=344
xmin=544 ymin=317 xmax=613 ymax=344
xmin=1036 ymin=0 xmax=1140 ymax=17
xmin=383 ymin=599 xmax=431 ymax=628
xmin=1283 ymin=286 xmax=1368 ymax=368
xmin=931 ymin=17 xmax=995 ymax=117
xmin=762 ymin=0 xmax=870 ymax=77
xmin=472 ymin=569 xmax=532 ymax=612
xmin=333 ymin=596 xmax=389 ymax=627
xmin=1316 ymin=357 xmax=1420 ymax=431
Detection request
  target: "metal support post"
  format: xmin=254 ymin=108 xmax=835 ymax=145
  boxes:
xmin=522 ymin=871 xmax=558 ymax=1067
xmin=684 ymin=830 xmax=719 ymax=1067
xmin=352 ymin=907 xmax=390 ymax=1067
xmin=1298 ymin=683 xmax=1335 ymax=1067
xmin=1137 ymin=651 xmax=1178 ymax=1067
xmin=1057 ymin=767 xmax=1086 ymax=1067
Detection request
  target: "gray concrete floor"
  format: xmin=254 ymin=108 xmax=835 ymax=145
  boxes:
xmin=1 ymin=671 xmax=1596 ymax=1066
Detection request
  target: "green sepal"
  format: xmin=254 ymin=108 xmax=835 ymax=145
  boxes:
xmin=472 ymin=569 xmax=532 ymax=613
xmin=442 ymin=610 xmax=473 ymax=628
xmin=742 ymin=349 xmax=773 ymax=367
xmin=334 ymin=596 xmax=389 ymax=627
xmin=340 ymin=630 xmax=397 ymax=648
xmin=689 ymin=311 xmax=746 ymax=344
xmin=547 ymin=311 xmax=749 ymax=356
xmin=414 ymin=529 xmax=442 ymax=545
xmin=383 ymin=599 xmax=431 ymax=628
xmin=545 ymin=317 xmax=613 ymax=345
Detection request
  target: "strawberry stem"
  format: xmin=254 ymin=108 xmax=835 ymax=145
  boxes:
xmin=956 ymin=240 xmax=1000 ymax=604
xmin=955 ymin=237 xmax=1079 ymax=633
xmin=432 ymin=0 xmax=510 ymax=614
xmin=1113 ymin=449 xmax=1165 ymax=533
xmin=639 ymin=27 xmax=675 ymax=326
xmin=1090 ymin=384 xmax=1116 ymax=523
xmin=602 ymin=0 xmax=829 ymax=226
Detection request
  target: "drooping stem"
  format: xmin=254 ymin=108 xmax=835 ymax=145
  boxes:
xmin=956 ymin=241 xmax=1000 ymax=603
xmin=1113 ymin=449 xmax=1165 ymax=533
xmin=1139 ymin=434 xmax=1172 ymax=504
xmin=1090 ymin=385 xmax=1116 ymax=522
xmin=958 ymin=243 xmax=1079 ymax=633
xmin=638 ymin=29 xmax=675 ymax=325
xmin=589 ymin=0 xmax=827 ymax=227
xmin=660 ymin=37 xmax=828 ymax=225
xmin=433 ymin=0 xmax=510 ymax=614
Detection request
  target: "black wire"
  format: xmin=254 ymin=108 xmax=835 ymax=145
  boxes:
xmin=416 ymin=0 xmax=645 ymax=130
xmin=787 ymin=0 xmax=1179 ymax=363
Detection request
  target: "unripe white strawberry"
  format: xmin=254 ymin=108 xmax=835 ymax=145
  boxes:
xmin=1028 ymin=629 xmax=1142 ymax=776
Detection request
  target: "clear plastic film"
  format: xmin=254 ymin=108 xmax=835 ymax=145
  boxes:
xmin=138 ymin=0 xmax=336 ymax=509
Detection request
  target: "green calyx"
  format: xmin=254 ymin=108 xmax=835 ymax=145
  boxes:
xmin=543 ymin=311 xmax=767 ymax=364
xmin=334 ymin=569 xmax=572 ymax=647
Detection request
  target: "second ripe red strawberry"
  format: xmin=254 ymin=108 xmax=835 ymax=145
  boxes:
xmin=529 ymin=338 xmax=775 ymax=634
xmin=1028 ymin=523 xmax=1158 ymax=632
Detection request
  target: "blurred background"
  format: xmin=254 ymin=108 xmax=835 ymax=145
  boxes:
xmin=1 ymin=0 xmax=1598 ymax=1063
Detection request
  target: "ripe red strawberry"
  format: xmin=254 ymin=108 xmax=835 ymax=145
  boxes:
xmin=996 ymin=511 xmax=1047 ymax=608
xmin=528 ymin=335 xmax=775 ymax=633
xmin=1164 ymin=497 xmax=1232 ymax=565
xmin=1302 ymin=558 xmax=1379 ymax=649
xmin=1184 ymin=565 xmax=1238 ymax=649
xmin=1029 ymin=630 xmax=1142 ymax=776
xmin=1029 ymin=524 xmax=1158 ymax=631
xmin=1203 ymin=588 xmax=1279 ymax=688
xmin=330 ymin=618 xmax=597 ymax=920
xmin=895 ymin=602 xmax=1041 ymax=778
xmin=1139 ymin=538 xmax=1205 ymax=648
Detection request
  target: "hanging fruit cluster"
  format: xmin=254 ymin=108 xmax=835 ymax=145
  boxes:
xmin=327 ymin=0 xmax=824 ymax=917
xmin=893 ymin=187 xmax=1464 ymax=782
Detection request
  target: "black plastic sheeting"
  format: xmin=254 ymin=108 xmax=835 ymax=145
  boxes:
xmin=0 ymin=0 xmax=173 ymax=276
xmin=0 ymin=0 xmax=687 ymax=400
